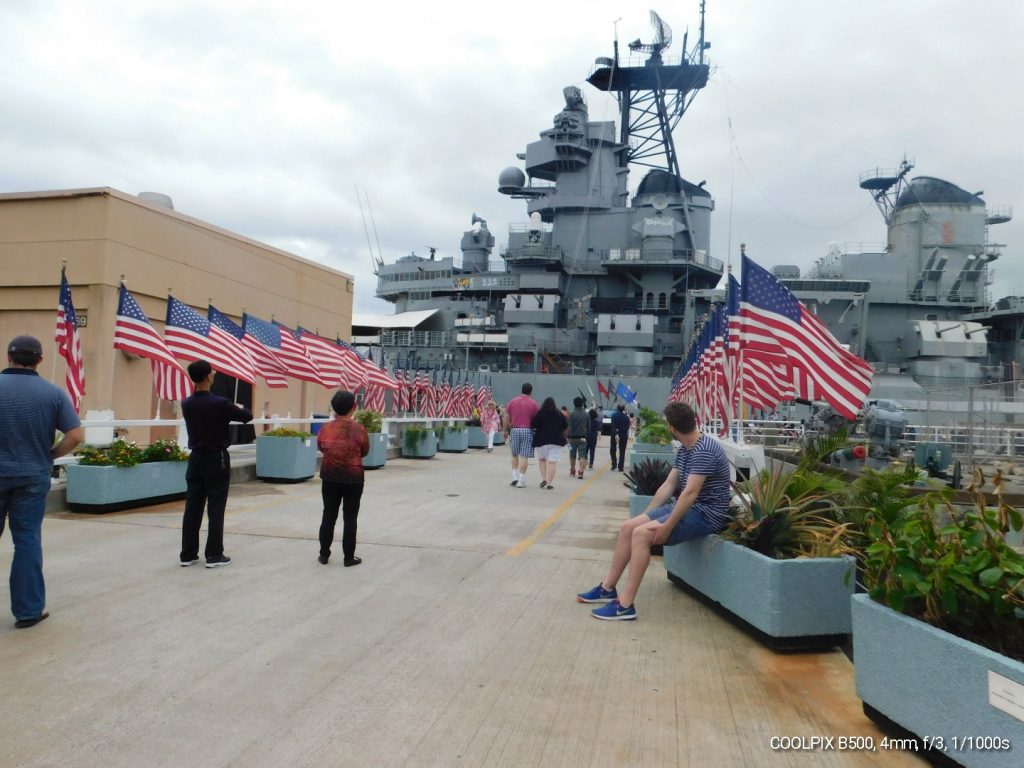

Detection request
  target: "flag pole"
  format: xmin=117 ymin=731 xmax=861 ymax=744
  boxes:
xmin=110 ymin=275 xmax=125 ymax=412
xmin=51 ymin=262 xmax=65 ymax=385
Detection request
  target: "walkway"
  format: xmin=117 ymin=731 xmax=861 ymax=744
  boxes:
xmin=0 ymin=448 xmax=925 ymax=767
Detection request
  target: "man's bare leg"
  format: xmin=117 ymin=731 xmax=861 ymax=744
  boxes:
xmin=616 ymin=522 xmax=659 ymax=607
xmin=601 ymin=515 xmax=654 ymax=591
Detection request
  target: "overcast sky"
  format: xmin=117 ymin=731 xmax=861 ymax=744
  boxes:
xmin=3 ymin=0 xmax=1022 ymax=315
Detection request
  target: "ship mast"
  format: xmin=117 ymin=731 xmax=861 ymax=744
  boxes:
xmin=587 ymin=5 xmax=711 ymax=176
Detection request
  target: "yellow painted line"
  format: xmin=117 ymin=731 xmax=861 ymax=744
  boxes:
xmin=506 ymin=463 xmax=609 ymax=556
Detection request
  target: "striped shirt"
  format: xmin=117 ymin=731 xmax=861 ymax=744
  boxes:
xmin=674 ymin=434 xmax=732 ymax=529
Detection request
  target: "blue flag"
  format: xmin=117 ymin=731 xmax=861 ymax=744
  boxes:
xmin=615 ymin=381 xmax=636 ymax=403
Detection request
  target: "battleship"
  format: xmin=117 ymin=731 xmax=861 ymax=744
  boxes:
xmin=353 ymin=6 xmax=1023 ymax=428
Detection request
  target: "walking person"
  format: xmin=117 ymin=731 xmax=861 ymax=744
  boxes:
xmin=316 ymin=391 xmax=369 ymax=566
xmin=609 ymin=404 xmax=630 ymax=472
xmin=503 ymin=383 xmax=538 ymax=488
xmin=531 ymin=397 xmax=567 ymax=490
xmin=482 ymin=400 xmax=501 ymax=452
xmin=566 ymin=397 xmax=589 ymax=479
xmin=0 ymin=335 xmax=83 ymax=628
xmin=577 ymin=403 xmax=732 ymax=620
xmin=180 ymin=360 xmax=253 ymax=568
xmin=586 ymin=408 xmax=600 ymax=470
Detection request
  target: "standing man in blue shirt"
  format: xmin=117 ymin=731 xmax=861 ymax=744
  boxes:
xmin=0 ymin=335 xmax=83 ymax=628
xmin=609 ymin=404 xmax=630 ymax=472
xmin=180 ymin=360 xmax=253 ymax=568
xmin=577 ymin=402 xmax=733 ymax=620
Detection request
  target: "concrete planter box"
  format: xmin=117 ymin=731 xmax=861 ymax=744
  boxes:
xmin=401 ymin=430 xmax=438 ymax=459
xmin=630 ymin=445 xmax=675 ymax=470
xmin=853 ymin=594 xmax=1024 ymax=768
xmin=629 ymin=492 xmax=654 ymax=518
xmin=632 ymin=442 xmax=674 ymax=455
xmin=664 ymin=536 xmax=855 ymax=650
xmin=66 ymin=461 xmax=187 ymax=513
xmin=256 ymin=435 xmax=316 ymax=482
xmin=362 ymin=433 xmax=388 ymax=469
xmin=492 ymin=431 xmax=505 ymax=446
xmin=467 ymin=426 xmax=489 ymax=448
xmin=438 ymin=428 xmax=469 ymax=453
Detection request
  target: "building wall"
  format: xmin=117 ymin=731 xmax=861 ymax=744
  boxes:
xmin=0 ymin=188 xmax=354 ymax=439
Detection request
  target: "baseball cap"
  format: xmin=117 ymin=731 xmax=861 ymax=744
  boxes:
xmin=7 ymin=335 xmax=43 ymax=357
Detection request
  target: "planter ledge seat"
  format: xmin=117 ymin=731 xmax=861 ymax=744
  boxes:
xmin=664 ymin=535 xmax=854 ymax=651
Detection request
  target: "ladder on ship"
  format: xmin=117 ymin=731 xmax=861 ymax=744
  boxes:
xmin=540 ymin=350 xmax=565 ymax=374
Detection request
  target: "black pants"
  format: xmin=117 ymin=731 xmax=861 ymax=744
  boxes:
xmin=609 ymin=434 xmax=628 ymax=471
xmin=585 ymin=437 xmax=597 ymax=468
xmin=181 ymin=451 xmax=231 ymax=561
xmin=320 ymin=480 xmax=364 ymax=560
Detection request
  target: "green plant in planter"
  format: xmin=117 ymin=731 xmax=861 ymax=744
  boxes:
xmin=404 ymin=426 xmax=430 ymax=452
xmin=354 ymin=409 xmax=383 ymax=434
xmin=445 ymin=423 xmax=466 ymax=433
xmin=140 ymin=438 xmax=189 ymax=463
xmin=636 ymin=422 xmax=672 ymax=445
xmin=623 ymin=458 xmax=673 ymax=495
xmin=722 ymin=462 xmax=850 ymax=559
xmin=263 ymin=427 xmax=314 ymax=438
xmin=862 ymin=467 xmax=1024 ymax=661
xmin=637 ymin=406 xmax=664 ymax=428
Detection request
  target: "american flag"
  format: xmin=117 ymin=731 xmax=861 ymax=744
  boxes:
xmin=209 ymin=305 xmax=288 ymax=388
xmin=740 ymin=255 xmax=872 ymax=420
xmin=296 ymin=329 xmax=347 ymax=388
xmin=243 ymin=315 xmax=322 ymax=385
xmin=361 ymin=353 xmax=398 ymax=390
xmin=113 ymin=285 xmax=192 ymax=401
xmin=55 ymin=268 xmax=85 ymax=411
xmin=165 ymin=297 xmax=255 ymax=383
xmin=422 ymin=370 xmax=438 ymax=418
xmin=336 ymin=338 xmax=369 ymax=390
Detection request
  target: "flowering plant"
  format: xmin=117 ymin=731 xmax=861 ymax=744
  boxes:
xmin=75 ymin=438 xmax=188 ymax=467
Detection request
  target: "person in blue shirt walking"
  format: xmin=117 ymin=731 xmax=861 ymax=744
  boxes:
xmin=577 ymin=402 xmax=733 ymax=621
xmin=609 ymin=404 xmax=630 ymax=472
xmin=0 ymin=335 xmax=83 ymax=628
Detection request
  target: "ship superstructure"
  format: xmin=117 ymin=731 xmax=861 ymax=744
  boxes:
xmin=363 ymin=8 xmax=722 ymax=377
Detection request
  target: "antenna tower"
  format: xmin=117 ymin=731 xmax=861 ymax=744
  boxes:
xmin=587 ymin=5 xmax=711 ymax=176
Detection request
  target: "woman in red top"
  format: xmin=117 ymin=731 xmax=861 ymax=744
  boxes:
xmin=316 ymin=391 xmax=370 ymax=566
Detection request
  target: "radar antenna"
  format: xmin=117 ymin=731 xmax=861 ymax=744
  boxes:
xmin=629 ymin=11 xmax=672 ymax=62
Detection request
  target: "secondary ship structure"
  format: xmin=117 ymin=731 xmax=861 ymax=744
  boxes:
xmin=361 ymin=8 xmax=721 ymax=378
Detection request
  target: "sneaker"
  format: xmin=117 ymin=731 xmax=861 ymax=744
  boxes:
xmin=545 ymin=484 xmax=554 ymax=490
xmin=591 ymin=599 xmax=637 ymax=621
xmin=180 ymin=558 xmax=200 ymax=567
xmin=344 ymin=556 xmax=362 ymax=567
xmin=577 ymin=471 xmax=584 ymax=479
xmin=540 ymin=480 xmax=547 ymax=488
xmin=569 ymin=469 xmax=576 ymax=478
xmin=516 ymin=480 xmax=526 ymax=488
xmin=318 ymin=554 xmax=329 ymax=565
xmin=205 ymin=555 xmax=232 ymax=568
xmin=510 ymin=479 xmax=519 ymax=487
xmin=576 ymin=584 xmax=617 ymax=603
xmin=14 ymin=611 xmax=49 ymax=629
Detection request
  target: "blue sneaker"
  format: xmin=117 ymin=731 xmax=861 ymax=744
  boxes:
xmin=591 ymin=599 xmax=636 ymax=621
xmin=576 ymin=584 xmax=617 ymax=603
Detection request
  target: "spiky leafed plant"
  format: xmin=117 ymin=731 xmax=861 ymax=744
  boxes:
xmin=722 ymin=461 xmax=852 ymax=560
xmin=622 ymin=458 xmax=673 ymax=496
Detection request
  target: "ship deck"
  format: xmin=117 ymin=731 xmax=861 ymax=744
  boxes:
xmin=1 ymin=445 xmax=927 ymax=767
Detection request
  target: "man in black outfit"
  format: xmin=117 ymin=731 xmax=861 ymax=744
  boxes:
xmin=609 ymin=404 xmax=630 ymax=472
xmin=180 ymin=360 xmax=253 ymax=568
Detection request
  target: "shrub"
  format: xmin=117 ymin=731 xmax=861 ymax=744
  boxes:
xmin=140 ymin=438 xmax=189 ymax=463
xmin=76 ymin=438 xmax=188 ymax=467
xmin=623 ymin=458 xmax=673 ymax=495
xmin=263 ymin=428 xmax=313 ymax=438
xmin=636 ymin=422 xmax=672 ymax=445
xmin=862 ymin=468 xmax=1024 ymax=661
xmin=354 ymin=410 xmax=383 ymax=434
xmin=404 ymin=426 xmax=431 ymax=452
xmin=637 ymin=406 xmax=664 ymax=428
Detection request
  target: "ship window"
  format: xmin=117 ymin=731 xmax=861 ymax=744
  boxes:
xmin=669 ymin=318 xmax=682 ymax=333
xmin=610 ymin=317 xmax=616 ymax=330
xmin=634 ymin=291 xmax=642 ymax=306
xmin=926 ymin=314 xmax=938 ymax=321
xmin=658 ymin=293 xmax=667 ymax=309
xmin=646 ymin=292 xmax=654 ymax=309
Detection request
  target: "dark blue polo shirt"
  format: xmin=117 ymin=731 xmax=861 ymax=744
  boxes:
xmin=181 ymin=391 xmax=253 ymax=454
xmin=0 ymin=368 xmax=82 ymax=477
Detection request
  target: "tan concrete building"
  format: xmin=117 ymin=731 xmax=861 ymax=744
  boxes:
xmin=0 ymin=187 xmax=354 ymax=440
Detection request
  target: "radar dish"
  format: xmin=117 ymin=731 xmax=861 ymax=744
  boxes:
xmin=629 ymin=10 xmax=673 ymax=57
xmin=651 ymin=194 xmax=669 ymax=211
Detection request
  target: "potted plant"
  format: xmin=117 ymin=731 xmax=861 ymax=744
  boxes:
xmin=256 ymin=427 xmax=317 ymax=482
xmin=623 ymin=458 xmax=673 ymax=518
xmin=630 ymin=407 xmax=675 ymax=468
xmin=354 ymin=409 xmax=388 ymax=469
xmin=437 ymin=423 xmax=469 ymax=452
xmin=664 ymin=448 xmax=857 ymax=651
xmin=853 ymin=468 xmax=1024 ymax=767
xmin=66 ymin=437 xmax=189 ymax=513
xmin=401 ymin=425 xmax=437 ymax=459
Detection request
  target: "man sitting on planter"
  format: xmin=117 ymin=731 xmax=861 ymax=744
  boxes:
xmin=577 ymin=402 xmax=732 ymax=620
